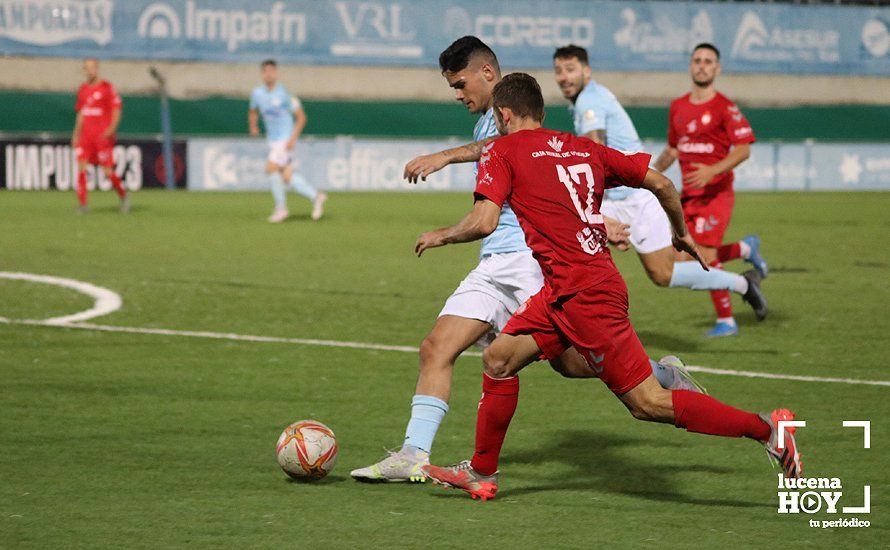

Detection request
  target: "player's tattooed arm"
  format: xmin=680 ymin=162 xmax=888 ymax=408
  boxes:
xmin=653 ymin=146 xmax=678 ymax=172
xmin=640 ymin=169 xmax=709 ymax=270
xmin=403 ymin=138 xmax=494 ymax=184
xmin=415 ymin=199 xmax=500 ymax=256
xmin=248 ymin=109 xmax=260 ymax=137
xmin=684 ymin=144 xmax=750 ymax=189
xmin=584 ymin=130 xmax=607 ymax=145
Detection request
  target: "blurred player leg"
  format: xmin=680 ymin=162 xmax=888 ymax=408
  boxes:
xmin=76 ymin=161 xmax=89 ymax=213
xmin=266 ymin=158 xmax=289 ymax=223
xmin=719 ymin=235 xmax=768 ymax=279
xmin=283 ymin=165 xmax=326 ymax=221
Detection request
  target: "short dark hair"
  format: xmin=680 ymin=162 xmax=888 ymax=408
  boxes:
xmin=438 ymin=36 xmax=500 ymax=74
xmin=692 ymin=43 xmax=720 ymax=60
xmin=261 ymin=59 xmax=277 ymax=68
xmin=553 ymin=44 xmax=589 ymax=65
xmin=492 ymin=73 xmax=545 ymax=122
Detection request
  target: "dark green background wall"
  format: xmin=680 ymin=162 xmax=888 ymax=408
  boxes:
xmin=2 ymin=92 xmax=888 ymax=141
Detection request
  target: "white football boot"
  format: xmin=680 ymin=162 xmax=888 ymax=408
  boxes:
xmin=350 ymin=448 xmax=430 ymax=483
xmin=267 ymin=208 xmax=289 ymax=223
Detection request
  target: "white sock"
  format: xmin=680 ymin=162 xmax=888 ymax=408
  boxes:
xmin=733 ymin=275 xmax=749 ymax=295
xmin=739 ymin=240 xmax=752 ymax=259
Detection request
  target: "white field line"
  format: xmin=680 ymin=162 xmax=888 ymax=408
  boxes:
xmin=0 ymin=272 xmax=122 ymax=324
xmin=2 ymin=318 xmax=889 ymax=388
xmin=1 ymin=272 xmax=888 ymax=388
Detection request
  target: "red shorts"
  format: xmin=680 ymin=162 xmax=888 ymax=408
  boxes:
xmin=502 ymin=274 xmax=652 ymax=395
xmin=76 ymin=134 xmax=115 ymax=167
xmin=682 ymin=192 xmax=734 ymax=248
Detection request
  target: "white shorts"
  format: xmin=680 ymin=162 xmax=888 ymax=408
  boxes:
xmin=267 ymin=141 xmax=293 ymax=168
xmin=439 ymin=250 xmax=543 ymax=348
xmin=601 ymin=189 xmax=673 ymax=255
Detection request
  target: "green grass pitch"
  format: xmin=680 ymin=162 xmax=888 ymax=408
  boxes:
xmin=1 ymin=190 xmax=888 ymax=547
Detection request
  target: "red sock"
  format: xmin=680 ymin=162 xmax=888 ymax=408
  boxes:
xmin=709 ymin=261 xmax=733 ymax=319
xmin=108 ymin=171 xmax=126 ymax=199
xmin=76 ymin=170 xmax=88 ymax=206
xmin=470 ymin=374 xmax=519 ymax=476
xmin=672 ymin=390 xmax=770 ymax=441
xmin=717 ymin=242 xmax=742 ymax=262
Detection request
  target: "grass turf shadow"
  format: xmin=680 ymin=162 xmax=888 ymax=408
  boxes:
xmin=489 ymin=428 xmax=765 ymax=509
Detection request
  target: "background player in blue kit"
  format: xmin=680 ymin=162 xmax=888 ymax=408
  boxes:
xmin=553 ymin=45 xmax=767 ymax=332
xmin=249 ymin=59 xmax=326 ymax=223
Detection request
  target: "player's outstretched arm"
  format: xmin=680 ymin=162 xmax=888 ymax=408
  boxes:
xmin=640 ymin=169 xmax=708 ymax=270
xmin=653 ymin=146 xmax=678 ymax=172
xmin=415 ymin=199 xmax=500 ymax=256
xmin=403 ymin=138 xmax=494 ymax=184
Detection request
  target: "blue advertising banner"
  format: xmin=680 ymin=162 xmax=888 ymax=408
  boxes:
xmin=186 ymin=137 xmax=890 ymax=193
xmin=0 ymin=1 xmax=887 ymax=75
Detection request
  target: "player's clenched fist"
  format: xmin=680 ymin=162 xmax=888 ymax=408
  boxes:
xmin=404 ymin=152 xmax=448 ymax=184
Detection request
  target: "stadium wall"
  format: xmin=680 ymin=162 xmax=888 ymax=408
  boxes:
xmin=2 ymin=57 xmax=889 ymax=107
xmin=2 ymin=92 xmax=889 ymax=142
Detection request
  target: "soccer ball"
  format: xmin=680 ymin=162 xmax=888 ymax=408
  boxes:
xmin=276 ymin=420 xmax=338 ymax=480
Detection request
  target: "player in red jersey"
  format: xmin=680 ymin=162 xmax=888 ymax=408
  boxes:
xmin=417 ymin=74 xmax=801 ymax=500
xmin=654 ymin=43 xmax=768 ymax=337
xmin=72 ymin=58 xmax=129 ymax=214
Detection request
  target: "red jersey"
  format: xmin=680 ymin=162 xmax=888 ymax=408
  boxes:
xmin=667 ymin=92 xmax=755 ymax=197
xmin=75 ymin=80 xmax=121 ymax=137
xmin=475 ymin=128 xmax=651 ymax=298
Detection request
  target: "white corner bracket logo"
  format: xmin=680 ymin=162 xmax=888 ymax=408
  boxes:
xmin=777 ymin=420 xmax=871 ymax=529
xmin=0 ymin=0 xmax=114 ymax=46
xmin=137 ymin=2 xmax=182 ymax=39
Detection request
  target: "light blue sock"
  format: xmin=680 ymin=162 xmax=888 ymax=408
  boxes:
xmin=289 ymin=172 xmax=318 ymax=201
xmin=270 ymin=174 xmax=287 ymax=210
xmin=669 ymin=261 xmax=744 ymax=292
xmin=402 ymin=394 xmax=448 ymax=454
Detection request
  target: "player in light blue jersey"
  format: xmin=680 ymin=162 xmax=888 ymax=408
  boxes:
xmin=351 ymin=37 xmax=703 ymax=484
xmin=248 ymin=59 xmax=326 ymax=223
xmin=553 ymin=45 xmax=766 ymax=326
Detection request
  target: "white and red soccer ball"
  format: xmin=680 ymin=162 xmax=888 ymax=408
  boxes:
xmin=276 ymin=420 xmax=338 ymax=480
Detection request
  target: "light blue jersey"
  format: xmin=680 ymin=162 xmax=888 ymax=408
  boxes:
xmin=474 ymin=108 xmax=529 ymax=257
xmin=250 ymin=84 xmax=301 ymax=142
xmin=571 ymin=81 xmax=643 ymax=201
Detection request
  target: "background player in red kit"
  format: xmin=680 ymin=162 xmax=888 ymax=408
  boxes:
xmin=416 ymin=73 xmax=801 ymax=500
xmin=71 ymin=58 xmax=129 ymax=214
xmin=654 ymin=43 xmax=768 ymax=337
